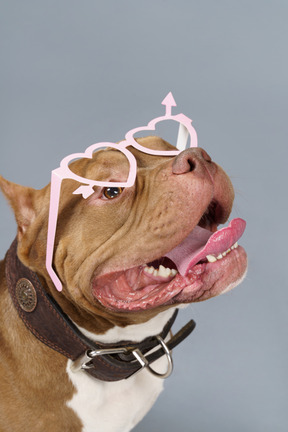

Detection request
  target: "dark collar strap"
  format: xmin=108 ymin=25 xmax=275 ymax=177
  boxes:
xmin=5 ymin=238 xmax=196 ymax=381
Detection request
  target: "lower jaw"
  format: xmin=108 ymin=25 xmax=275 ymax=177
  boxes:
xmin=92 ymin=247 xmax=247 ymax=312
xmin=175 ymin=246 xmax=248 ymax=303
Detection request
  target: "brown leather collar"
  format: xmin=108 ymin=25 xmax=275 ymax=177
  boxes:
xmin=5 ymin=238 xmax=196 ymax=382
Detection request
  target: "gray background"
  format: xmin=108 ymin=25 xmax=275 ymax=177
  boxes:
xmin=0 ymin=1 xmax=287 ymax=431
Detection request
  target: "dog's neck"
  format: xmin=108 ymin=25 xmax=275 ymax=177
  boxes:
xmin=5 ymin=238 xmax=196 ymax=382
xmin=75 ymin=308 xmax=177 ymax=345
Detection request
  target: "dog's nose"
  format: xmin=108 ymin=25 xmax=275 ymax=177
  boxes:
xmin=172 ymin=148 xmax=212 ymax=175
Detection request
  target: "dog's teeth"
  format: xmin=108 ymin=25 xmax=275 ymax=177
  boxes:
xmin=158 ymin=265 xmax=167 ymax=277
xmin=207 ymin=243 xmax=239 ymax=263
xmin=144 ymin=264 xmax=178 ymax=278
xmin=145 ymin=266 xmax=155 ymax=274
xmin=206 ymin=255 xmax=217 ymax=263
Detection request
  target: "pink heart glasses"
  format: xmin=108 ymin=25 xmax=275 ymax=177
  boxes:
xmin=46 ymin=93 xmax=198 ymax=291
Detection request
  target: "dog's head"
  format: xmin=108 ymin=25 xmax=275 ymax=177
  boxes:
xmin=0 ymin=137 xmax=247 ymax=330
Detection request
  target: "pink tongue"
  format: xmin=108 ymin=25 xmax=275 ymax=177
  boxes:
xmin=165 ymin=218 xmax=246 ymax=276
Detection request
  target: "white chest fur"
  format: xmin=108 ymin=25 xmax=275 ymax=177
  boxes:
xmin=66 ymin=309 xmax=176 ymax=432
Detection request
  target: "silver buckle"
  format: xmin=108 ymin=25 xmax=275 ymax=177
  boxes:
xmin=71 ymin=336 xmax=173 ymax=379
xmin=70 ymin=347 xmax=129 ymax=373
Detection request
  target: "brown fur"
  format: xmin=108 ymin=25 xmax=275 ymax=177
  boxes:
xmin=0 ymin=137 xmax=240 ymax=431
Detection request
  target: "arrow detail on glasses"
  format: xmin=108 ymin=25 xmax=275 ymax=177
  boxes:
xmin=73 ymin=184 xmax=95 ymax=199
xmin=161 ymin=92 xmax=177 ymax=116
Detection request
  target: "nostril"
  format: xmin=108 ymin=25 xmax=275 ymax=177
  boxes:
xmin=172 ymin=154 xmax=197 ymax=174
xmin=172 ymin=148 xmax=212 ymax=175
xmin=187 ymin=158 xmax=196 ymax=172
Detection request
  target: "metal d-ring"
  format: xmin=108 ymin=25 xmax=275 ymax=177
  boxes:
xmin=132 ymin=336 xmax=173 ymax=379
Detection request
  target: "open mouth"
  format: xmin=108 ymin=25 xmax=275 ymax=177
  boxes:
xmin=92 ymin=210 xmax=247 ymax=311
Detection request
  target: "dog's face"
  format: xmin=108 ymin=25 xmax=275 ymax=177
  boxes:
xmin=0 ymin=137 xmax=247 ymax=330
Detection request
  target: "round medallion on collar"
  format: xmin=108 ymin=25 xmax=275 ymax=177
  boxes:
xmin=16 ymin=278 xmax=37 ymax=312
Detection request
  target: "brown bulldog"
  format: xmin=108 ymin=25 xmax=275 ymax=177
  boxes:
xmin=0 ymin=137 xmax=247 ymax=432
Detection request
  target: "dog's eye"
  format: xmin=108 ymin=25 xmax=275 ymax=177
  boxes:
xmin=102 ymin=187 xmax=124 ymax=200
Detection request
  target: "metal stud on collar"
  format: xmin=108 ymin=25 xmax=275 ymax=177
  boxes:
xmin=16 ymin=278 xmax=37 ymax=313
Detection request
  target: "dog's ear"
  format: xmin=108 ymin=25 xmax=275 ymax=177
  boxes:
xmin=0 ymin=175 xmax=39 ymax=240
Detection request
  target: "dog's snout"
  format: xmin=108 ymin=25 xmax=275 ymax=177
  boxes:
xmin=172 ymin=148 xmax=212 ymax=175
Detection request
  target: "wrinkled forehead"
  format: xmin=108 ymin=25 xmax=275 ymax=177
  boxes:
xmin=68 ymin=137 xmax=176 ymax=181
xmin=128 ymin=136 xmax=177 ymax=166
xmin=68 ymin=146 xmax=130 ymax=182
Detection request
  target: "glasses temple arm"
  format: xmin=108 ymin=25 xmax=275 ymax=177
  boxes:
xmin=176 ymin=123 xmax=190 ymax=151
xmin=46 ymin=170 xmax=63 ymax=292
